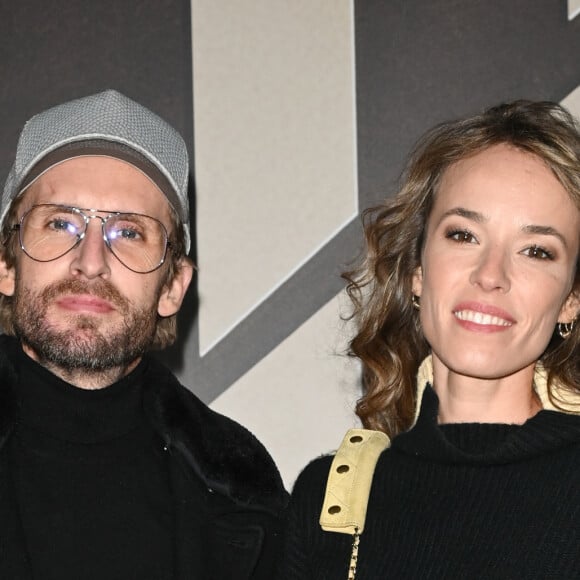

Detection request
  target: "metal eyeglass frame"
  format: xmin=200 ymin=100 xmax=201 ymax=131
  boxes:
xmin=10 ymin=204 xmax=171 ymax=274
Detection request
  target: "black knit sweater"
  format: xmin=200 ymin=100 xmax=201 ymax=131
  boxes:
xmin=279 ymin=386 xmax=580 ymax=579
xmin=10 ymin=345 xmax=174 ymax=580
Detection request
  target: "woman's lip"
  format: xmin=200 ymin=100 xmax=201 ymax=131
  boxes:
xmin=56 ymin=295 xmax=115 ymax=313
xmin=452 ymin=301 xmax=516 ymax=325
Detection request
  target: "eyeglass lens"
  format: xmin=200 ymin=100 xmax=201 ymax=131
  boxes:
xmin=18 ymin=205 xmax=168 ymax=273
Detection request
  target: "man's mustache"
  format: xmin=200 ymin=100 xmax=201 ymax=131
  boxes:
xmin=40 ymin=279 xmax=129 ymax=310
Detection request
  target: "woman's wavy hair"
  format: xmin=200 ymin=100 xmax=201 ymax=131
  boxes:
xmin=0 ymin=195 xmax=190 ymax=351
xmin=344 ymin=100 xmax=580 ymax=437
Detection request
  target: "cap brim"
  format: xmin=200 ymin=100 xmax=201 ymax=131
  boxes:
xmin=18 ymin=140 xmax=183 ymax=216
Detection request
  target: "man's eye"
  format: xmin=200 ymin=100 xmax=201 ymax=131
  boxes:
xmin=120 ymin=229 xmax=139 ymax=240
xmin=48 ymin=219 xmax=77 ymax=234
xmin=446 ymin=229 xmax=476 ymax=244
xmin=110 ymin=227 xmax=143 ymax=242
xmin=522 ymin=245 xmax=554 ymax=260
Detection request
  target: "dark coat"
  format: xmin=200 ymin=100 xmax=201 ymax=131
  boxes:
xmin=0 ymin=336 xmax=288 ymax=579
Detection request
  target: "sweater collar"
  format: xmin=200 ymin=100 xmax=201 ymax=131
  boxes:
xmin=395 ymin=385 xmax=580 ymax=464
xmin=394 ymin=357 xmax=580 ymax=465
xmin=15 ymin=344 xmax=146 ymax=444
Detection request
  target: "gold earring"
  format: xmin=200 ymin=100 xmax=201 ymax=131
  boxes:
xmin=412 ymin=295 xmax=420 ymax=310
xmin=557 ymin=320 xmax=575 ymax=339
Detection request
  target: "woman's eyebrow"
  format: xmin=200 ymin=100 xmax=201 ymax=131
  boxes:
xmin=438 ymin=208 xmax=569 ymax=248
xmin=522 ymin=224 xmax=568 ymax=248
xmin=438 ymin=206 xmax=487 ymax=224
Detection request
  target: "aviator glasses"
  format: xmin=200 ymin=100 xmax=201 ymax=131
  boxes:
xmin=12 ymin=204 xmax=170 ymax=274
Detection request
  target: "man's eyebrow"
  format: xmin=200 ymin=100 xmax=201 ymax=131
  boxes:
xmin=522 ymin=224 xmax=568 ymax=248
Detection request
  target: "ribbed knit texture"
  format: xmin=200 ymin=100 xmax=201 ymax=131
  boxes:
xmin=280 ymin=386 xmax=580 ymax=579
xmin=10 ymin=346 xmax=175 ymax=580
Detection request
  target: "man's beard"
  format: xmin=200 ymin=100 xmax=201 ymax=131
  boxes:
xmin=12 ymin=278 xmax=159 ymax=372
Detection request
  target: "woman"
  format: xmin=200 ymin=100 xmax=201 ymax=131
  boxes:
xmin=279 ymin=100 xmax=580 ymax=579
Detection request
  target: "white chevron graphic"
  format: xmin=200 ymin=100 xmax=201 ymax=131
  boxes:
xmin=192 ymin=0 xmax=357 ymax=355
xmin=562 ymin=85 xmax=580 ymax=117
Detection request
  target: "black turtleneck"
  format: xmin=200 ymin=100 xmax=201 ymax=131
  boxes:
xmin=10 ymin=345 xmax=174 ymax=580
xmin=280 ymin=386 xmax=580 ymax=579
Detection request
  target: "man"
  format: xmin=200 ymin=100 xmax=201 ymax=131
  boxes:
xmin=0 ymin=90 xmax=288 ymax=579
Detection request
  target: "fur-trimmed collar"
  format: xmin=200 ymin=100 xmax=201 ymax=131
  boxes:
xmin=142 ymin=355 xmax=287 ymax=512
xmin=0 ymin=336 xmax=287 ymax=514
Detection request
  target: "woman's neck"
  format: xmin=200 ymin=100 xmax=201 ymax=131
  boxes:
xmin=431 ymin=355 xmax=542 ymax=425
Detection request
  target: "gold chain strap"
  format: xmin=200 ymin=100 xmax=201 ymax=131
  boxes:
xmin=348 ymin=527 xmax=361 ymax=580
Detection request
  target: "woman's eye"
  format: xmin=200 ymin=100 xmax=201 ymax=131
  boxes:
xmin=522 ymin=245 xmax=554 ymax=260
xmin=446 ymin=229 xmax=476 ymax=244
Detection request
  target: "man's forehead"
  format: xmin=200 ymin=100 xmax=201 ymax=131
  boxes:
xmin=17 ymin=156 xmax=173 ymax=219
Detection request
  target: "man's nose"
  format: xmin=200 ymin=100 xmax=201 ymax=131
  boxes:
xmin=68 ymin=218 xmax=111 ymax=279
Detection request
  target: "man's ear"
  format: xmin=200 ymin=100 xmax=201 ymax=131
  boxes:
xmin=0 ymin=254 xmax=15 ymax=297
xmin=412 ymin=265 xmax=423 ymax=298
xmin=558 ymin=288 xmax=580 ymax=324
xmin=157 ymin=258 xmax=194 ymax=317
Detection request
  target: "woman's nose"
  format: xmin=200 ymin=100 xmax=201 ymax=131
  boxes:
xmin=469 ymin=247 xmax=511 ymax=293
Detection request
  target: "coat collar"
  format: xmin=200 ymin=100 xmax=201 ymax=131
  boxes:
xmin=142 ymin=355 xmax=287 ymax=513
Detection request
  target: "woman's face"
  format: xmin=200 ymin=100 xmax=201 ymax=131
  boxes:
xmin=413 ymin=143 xmax=579 ymax=381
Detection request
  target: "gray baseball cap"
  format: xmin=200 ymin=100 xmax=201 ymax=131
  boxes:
xmin=2 ymin=89 xmax=191 ymax=253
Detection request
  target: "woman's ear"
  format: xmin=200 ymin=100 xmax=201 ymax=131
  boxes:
xmin=412 ymin=266 xmax=423 ymax=298
xmin=157 ymin=258 xmax=194 ymax=317
xmin=558 ymin=288 xmax=579 ymax=324
xmin=0 ymin=254 xmax=15 ymax=297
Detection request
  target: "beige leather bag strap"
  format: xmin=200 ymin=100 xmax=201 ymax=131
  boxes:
xmin=319 ymin=428 xmax=390 ymax=579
